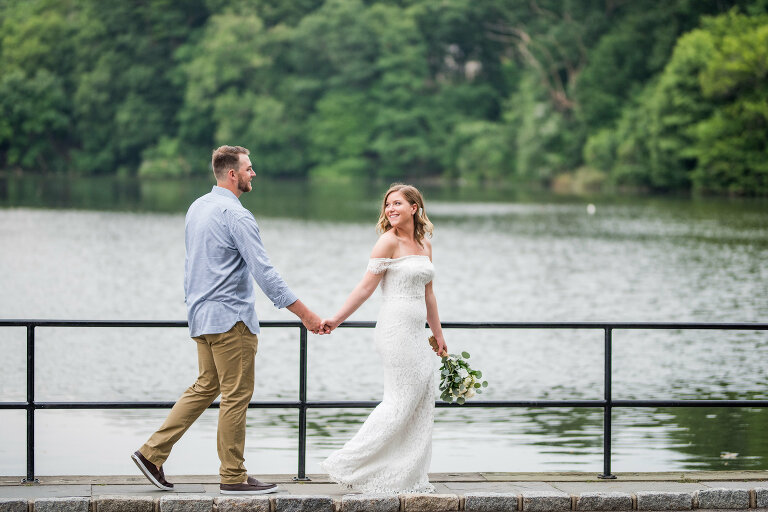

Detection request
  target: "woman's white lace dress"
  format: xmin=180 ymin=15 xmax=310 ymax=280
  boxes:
xmin=321 ymin=255 xmax=436 ymax=494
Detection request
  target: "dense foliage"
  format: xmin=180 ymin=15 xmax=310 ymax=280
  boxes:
xmin=1 ymin=0 xmax=766 ymax=194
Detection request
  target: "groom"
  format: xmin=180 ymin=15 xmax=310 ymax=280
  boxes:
xmin=131 ymin=145 xmax=327 ymax=495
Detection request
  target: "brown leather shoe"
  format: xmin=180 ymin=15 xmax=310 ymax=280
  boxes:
xmin=131 ymin=450 xmax=174 ymax=491
xmin=220 ymin=476 xmax=277 ymax=495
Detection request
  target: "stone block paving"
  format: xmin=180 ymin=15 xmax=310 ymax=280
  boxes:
xmin=0 ymin=500 xmax=28 ymax=512
xmin=33 ymin=498 xmax=90 ymax=512
xmin=96 ymin=496 xmax=155 ymax=512
xmin=754 ymin=488 xmax=768 ymax=509
xmin=522 ymin=491 xmax=572 ymax=512
xmin=576 ymin=492 xmax=634 ymax=511
xmin=636 ymin=491 xmax=694 ymax=511
xmin=696 ymin=488 xmax=750 ymax=509
xmin=1 ymin=474 xmax=767 ymax=512
xmin=276 ymin=495 xmax=335 ymax=512
xmin=464 ymin=492 xmax=519 ymax=512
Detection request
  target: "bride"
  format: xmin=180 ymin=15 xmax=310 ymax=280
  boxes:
xmin=320 ymin=183 xmax=448 ymax=494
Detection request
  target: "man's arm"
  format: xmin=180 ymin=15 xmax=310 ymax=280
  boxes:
xmin=229 ymin=212 xmax=296 ymax=303
xmin=286 ymin=299 xmax=325 ymax=334
xmin=230 ymin=213 xmax=325 ymax=333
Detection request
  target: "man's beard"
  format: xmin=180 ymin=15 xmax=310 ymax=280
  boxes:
xmin=237 ymin=174 xmax=252 ymax=193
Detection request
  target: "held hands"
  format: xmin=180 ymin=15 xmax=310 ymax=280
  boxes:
xmin=302 ymin=311 xmax=330 ymax=335
xmin=319 ymin=317 xmax=340 ymax=334
xmin=287 ymin=300 xmax=329 ymax=335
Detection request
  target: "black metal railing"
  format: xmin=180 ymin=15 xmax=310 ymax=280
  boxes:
xmin=1 ymin=319 xmax=767 ymax=483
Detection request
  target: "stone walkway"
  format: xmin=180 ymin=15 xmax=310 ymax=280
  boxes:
xmin=1 ymin=472 xmax=767 ymax=511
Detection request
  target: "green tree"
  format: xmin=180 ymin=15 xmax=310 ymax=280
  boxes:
xmin=690 ymin=11 xmax=768 ymax=194
xmin=2 ymin=0 xmax=768 ymax=195
xmin=71 ymin=0 xmax=207 ymax=175
xmin=366 ymin=3 xmax=434 ymax=178
xmin=0 ymin=0 xmax=82 ymax=172
xmin=162 ymin=10 xmax=310 ymax=177
xmin=0 ymin=69 xmax=70 ymax=172
xmin=448 ymin=121 xmax=512 ymax=181
xmin=307 ymin=90 xmax=377 ymax=179
xmin=600 ymin=9 xmax=768 ymax=193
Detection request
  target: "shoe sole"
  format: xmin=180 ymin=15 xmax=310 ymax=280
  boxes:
xmin=220 ymin=487 xmax=278 ymax=495
xmin=131 ymin=453 xmax=174 ymax=491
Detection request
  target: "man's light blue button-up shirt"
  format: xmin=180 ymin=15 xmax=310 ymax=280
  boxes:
xmin=184 ymin=186 xmax=298 ymax=337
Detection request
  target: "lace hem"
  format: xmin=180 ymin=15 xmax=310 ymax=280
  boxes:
xmin=321 ymin=462 xmax=434 ymax=495
xmin=367 ymin=258 xmax=390 ymax=275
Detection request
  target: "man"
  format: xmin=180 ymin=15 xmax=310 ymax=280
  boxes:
xmin=131 ymin=145 xmax=325 ymax=495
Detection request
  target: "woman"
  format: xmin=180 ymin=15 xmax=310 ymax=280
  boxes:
xmin=320 ymin=183 xmax=448 ymax=494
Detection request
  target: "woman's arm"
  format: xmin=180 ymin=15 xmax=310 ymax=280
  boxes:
xmin=322 ymin=272 xmax=383 ymax=331
xmin=425 ymin=281 xmax=448 ymax=356
xmin=423 ymin=239 xmax=447 ymax=356
xmin=321 ymin=233 xmax=396 ymax=332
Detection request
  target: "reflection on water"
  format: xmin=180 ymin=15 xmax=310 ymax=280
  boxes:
xmin=0 ymin=175 xmax=550 ymax=216
xmin=0 ymin=176 xmax=767 ymax=475
xmin=663 ymin=406 xmax=768 ymax=469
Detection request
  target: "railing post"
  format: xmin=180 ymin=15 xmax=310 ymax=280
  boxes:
xmin=294 ymin=325 xmax=310 ymax=481
xmin=599 ymin=327 xmax=616 ymax=479
xmin=23 ymin=324 xmax=38 ymax=484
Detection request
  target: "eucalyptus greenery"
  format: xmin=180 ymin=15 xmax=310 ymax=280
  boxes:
xmin=439 ymin=352 xmax=488 ymax=405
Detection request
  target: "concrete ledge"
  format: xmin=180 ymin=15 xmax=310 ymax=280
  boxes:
xmin=576 ymin=492 xmax=633 ymax=511
xmin=697 ymin=489 xmax=750 ymax=509
xmin=159 ymin=495 xmax=214 ymax=512
xmin=402 ymin=494 xmax=459 ymax=512
xmin=521 ymin=491 xmax=571 ymax=512
xmin=636 ymin=491 xmax=694 ymax=511
xmin=34 ymin=498 xmax=90 ymax=512
xmin=274 ymin=496 xmax=334 ymax=512
xmin=95 ymin=496 xmax=154 ymax=512
xmin=214 ymin=497 xmax=270 ymax=512
xmin=341 ymin=495 xmax=400 ymax=512
xmin=464 ymin=493 xmax=518 ymax=512
xmin=0 ymin=499 xmax=28 ymax=512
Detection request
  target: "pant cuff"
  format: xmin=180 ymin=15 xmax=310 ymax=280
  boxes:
xmin=138 ymin=445 xmax=166 ymax=467
xmin=220 ymin=474 xmax=247 ymax=485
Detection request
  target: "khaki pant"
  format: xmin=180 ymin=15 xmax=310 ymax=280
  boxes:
xmin=140 ymin=321 xmax=258 ymax=484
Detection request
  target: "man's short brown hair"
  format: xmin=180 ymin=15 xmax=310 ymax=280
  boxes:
xmin=211 ymin=145 xmax=250 ymax=180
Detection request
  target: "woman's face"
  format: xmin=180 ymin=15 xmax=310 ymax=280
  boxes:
xmin=384 ymin=191 xmax=417 ymax=229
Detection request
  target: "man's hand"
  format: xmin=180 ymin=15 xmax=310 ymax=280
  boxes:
xmin=301 ymin=311 xmax=327 ymax=335
xmin=287 ymin=299 xmax=330 ymax=334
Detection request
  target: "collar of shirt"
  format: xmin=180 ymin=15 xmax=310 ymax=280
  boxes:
xmin=211 ymin=185 xmax=242 ymax=204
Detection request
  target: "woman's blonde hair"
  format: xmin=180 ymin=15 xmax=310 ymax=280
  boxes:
xmin=376 ymin=183 xmax=434 ymax=245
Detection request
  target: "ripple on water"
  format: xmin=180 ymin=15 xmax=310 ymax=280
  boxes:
xmin=0 ymin=199 xmax=767 ymax=475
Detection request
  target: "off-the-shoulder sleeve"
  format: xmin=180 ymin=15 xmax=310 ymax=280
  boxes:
xmin=367 ymin=258 xmax=390 ymax=275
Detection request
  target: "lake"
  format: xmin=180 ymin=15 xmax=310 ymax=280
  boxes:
xmin=0 ymin=175 xmax=767 ymax=476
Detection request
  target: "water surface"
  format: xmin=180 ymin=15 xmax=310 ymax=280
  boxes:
xmin=0 ymin=176 xmax=766 ymax=476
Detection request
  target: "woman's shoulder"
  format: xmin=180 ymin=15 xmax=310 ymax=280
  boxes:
xmin=370 ymin=231 xmax=398 ymax=259
xmin=420 ymin=237 xmax=432 ymax=259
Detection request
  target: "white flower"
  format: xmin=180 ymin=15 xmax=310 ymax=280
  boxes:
xmin=438 ymin=350 xmax=488 ymax=403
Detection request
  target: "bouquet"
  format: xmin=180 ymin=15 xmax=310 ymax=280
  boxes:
xmin=431 ymin=337 xmax=488 ymax=404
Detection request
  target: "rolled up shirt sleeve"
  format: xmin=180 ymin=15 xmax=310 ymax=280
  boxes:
xmin=229 ymin=212 xmax=298 ymax=309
